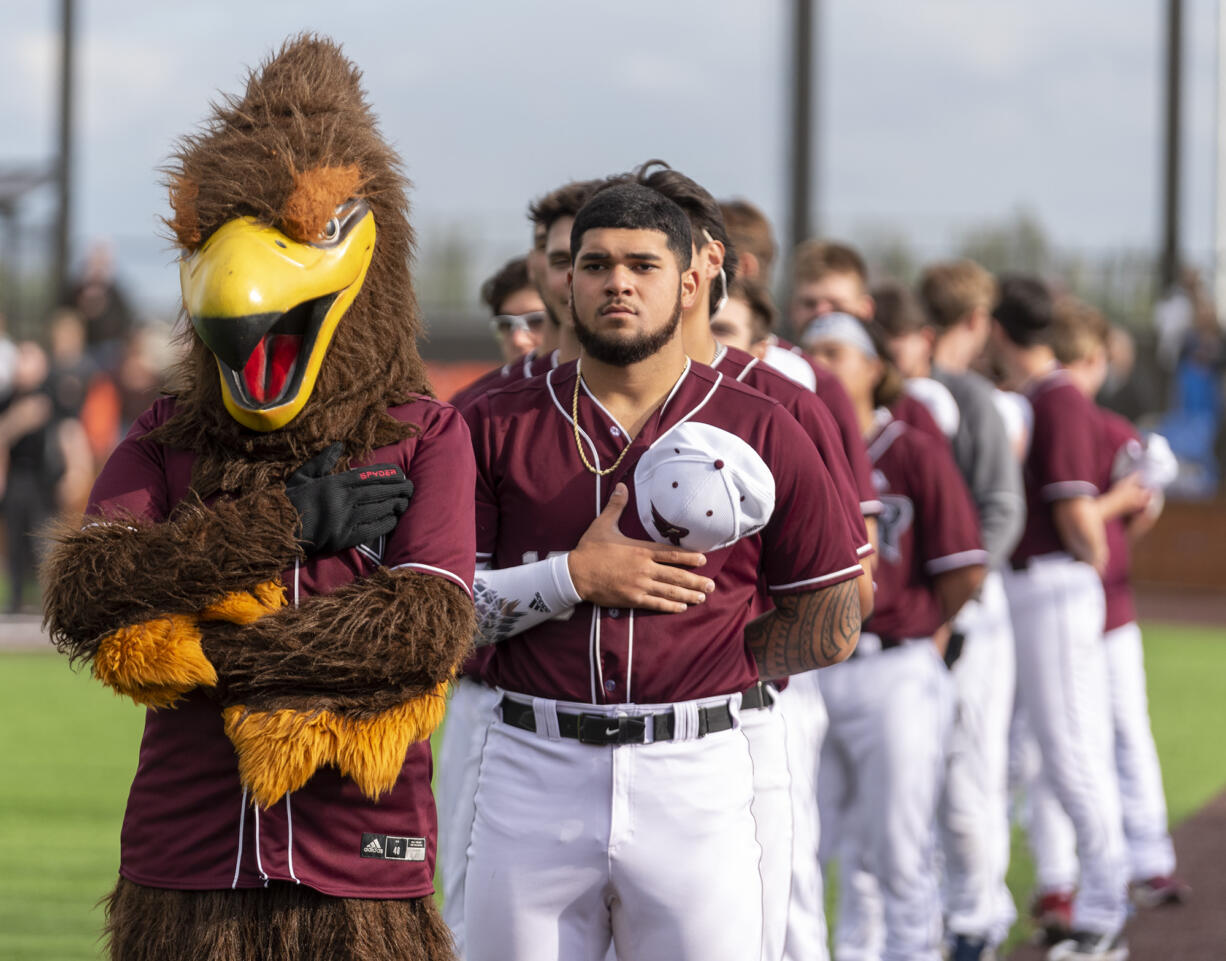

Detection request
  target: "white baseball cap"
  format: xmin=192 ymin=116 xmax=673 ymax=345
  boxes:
xmin=633 ymin=421 xmax=776 ymax=552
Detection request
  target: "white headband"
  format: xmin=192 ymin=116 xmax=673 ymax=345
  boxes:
xmin=800 ymin=312 xmax=878 ymax=359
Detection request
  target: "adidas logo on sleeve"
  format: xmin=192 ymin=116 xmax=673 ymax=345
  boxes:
xmin=359 ymin=832 xmax=426 ymax=861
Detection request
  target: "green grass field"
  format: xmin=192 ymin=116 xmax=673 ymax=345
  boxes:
xmin=1 ymin=623 xmax=1223 ymax=960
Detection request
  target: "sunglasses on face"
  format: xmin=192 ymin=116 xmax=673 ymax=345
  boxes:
xmin=489 ymin=311 xmax=546 ymax=337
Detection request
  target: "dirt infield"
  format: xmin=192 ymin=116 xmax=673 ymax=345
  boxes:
xmin=1008 ymin=789 xmax=1226 ymax=961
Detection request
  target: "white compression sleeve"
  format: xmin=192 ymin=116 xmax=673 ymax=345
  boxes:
xmin=472 ymin=554 xmax=583 ymax=646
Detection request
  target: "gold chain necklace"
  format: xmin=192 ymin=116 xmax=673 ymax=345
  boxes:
xmin=572 ymin=360 xmax=632 ymax=476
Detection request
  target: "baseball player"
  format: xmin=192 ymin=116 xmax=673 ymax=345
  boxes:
xmin=1020 ymin=299 xmax=1187 ymax=918
xmin=481 ymin=256 xmax=546 ymax=364
xmin=437 ymin=178 xmax=607 ymax=954
xmin=991 ymin=277 xmax=1129 ymax=961
xmin=627 ymin=163 xmax=878 ymax=961
xmin=461 ymin=183 xmax=863 ymax=961
xmin=806 ymin=313 xmax=987 ymax=961
xmin=907 ymin=262 xmax=1027 ymax=960
xmin=448 ymin=181 xmax=599 ymax=411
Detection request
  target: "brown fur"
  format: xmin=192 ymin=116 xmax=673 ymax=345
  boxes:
xmin=42 ymin=488 xmax=302 ymax=664
xmin=104 ymin=878 xmax=456 ymax=961
xmin=202 ymin=569 xmax=474 ymax=717
xmin=153 ymin=35 xmax=431 ymax=496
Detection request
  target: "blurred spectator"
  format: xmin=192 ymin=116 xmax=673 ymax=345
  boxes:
xmin=480 ymin=256 xmax=546 ymax=364
xmin=0 ymin=312 xmax=17 ymax=401
xmin=63 ymin=240 xmax=136 ymax=369
xmin=115 ymin=327 xmax=172 ymax=435
xmin=0 ymin=343 xmax=78 ymax=611
xmin=1154 ymin=279 xmax=1225 ymax=498
xmin=710 ymin=277 xmax=774 ymax=359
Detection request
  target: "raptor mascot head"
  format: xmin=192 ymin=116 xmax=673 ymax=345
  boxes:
xmin=153 ymin=34 xmax=429 ymax=492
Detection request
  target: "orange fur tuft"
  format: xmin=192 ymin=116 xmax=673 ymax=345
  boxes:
xmin=93 ymin=614 xmax=217 ymax=707
xmin=281 ymin=164 xmax=362 ymax=244
xmin=201 ymin=580 xmax=287 ymax=625
xmin=222 ymin=680 xmax=451 ymax=808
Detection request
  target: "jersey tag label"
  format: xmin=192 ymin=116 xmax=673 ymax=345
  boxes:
xmin=360 ymin=833 xmax=426 ymax=861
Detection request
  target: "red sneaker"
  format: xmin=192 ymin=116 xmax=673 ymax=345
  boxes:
xmin=1031 ymin=889 xmax=1075 ymax=945
xmin=1129 ymin=875 xmax=1191 ymax=909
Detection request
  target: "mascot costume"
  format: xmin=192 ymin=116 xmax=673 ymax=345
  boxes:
xmin=42 ymin=35 xmax=476 ymax=961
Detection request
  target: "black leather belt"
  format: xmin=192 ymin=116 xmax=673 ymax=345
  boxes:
xmin=497 ymin=682 xmax=772 ymax=746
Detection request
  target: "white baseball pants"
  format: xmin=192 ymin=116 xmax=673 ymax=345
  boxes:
xmin=939 ymin=570 xmax=1017 ymax=946
xmin=817 ymin=640 xmax=954 ymax=961
xmin=1020 ymin=621 xmax=1176 ymax=889
xmin=1105 ymin=621 xmax=1176 ymax=880
xmin=437 ymin=675 xmax=502 ymax=956
xmin=1004 ymin=556 xmax=1127 ymax=936
xmin=463 ymin=693 xmax=763 ymax=961
xmin=776 ymin=669 xmax=832 ymax=961
xmin=741 ymin=691 xmax=794 ymax=961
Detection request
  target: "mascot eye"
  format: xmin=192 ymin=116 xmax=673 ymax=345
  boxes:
xmin=320 ymin=217 xmax=340 ymax=243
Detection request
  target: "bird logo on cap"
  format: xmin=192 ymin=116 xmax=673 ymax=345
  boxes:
xmin=650 ymin=503 xmax=690 ymax=546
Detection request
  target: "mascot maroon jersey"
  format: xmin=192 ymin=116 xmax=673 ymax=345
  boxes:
xmin=86 ymin=396 xmax=474 ymax=899
xmin=1095 ymin=406 xmax=1143 ymax=632
xmin=465 ymin=361 xmax=863 ymax=705
xmin=863 ymin=412 xmax=985 ymax=639
xmin=711 ymin=344 xmax=873 ymax=554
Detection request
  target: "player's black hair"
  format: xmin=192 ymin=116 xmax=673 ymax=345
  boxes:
xmin=570 ymin=183 xmax=693 ymax=270
xmin=993 ymin=274 xmax=1053 ymax=348
xmin=480 ymin=255 xmax=533 ymax=316
xmin=628 ymin=160 xmax=739 ymax=318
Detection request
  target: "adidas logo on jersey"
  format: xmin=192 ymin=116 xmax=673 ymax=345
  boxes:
xmin=360 ymin=832 xmax=427 ymax=861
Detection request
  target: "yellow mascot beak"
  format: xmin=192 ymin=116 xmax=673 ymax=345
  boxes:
xmin=180 ymin=205 xmax=376 ymax=431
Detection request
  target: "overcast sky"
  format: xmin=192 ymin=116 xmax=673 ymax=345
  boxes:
xmin=0 ymin=0 xmax=1220 ymax=316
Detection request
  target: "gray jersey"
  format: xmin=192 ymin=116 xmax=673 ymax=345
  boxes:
xmin=932 ymin=366 xmax=1025 ymax=567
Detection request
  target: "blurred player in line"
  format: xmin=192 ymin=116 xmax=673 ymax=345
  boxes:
xmin=482 ymin=256 xmax=546 ymax=364
xmin=808 ymin=314 xmax=987 ymax=961
xmin=991 ymin=277 xmax=1129 ymax=961
xmin=448 ymin=181 xmax=599 ymax=411
xmin=1020 ymin=299 xmax=1188 ymax=928
xmin=912 ymin=262 xmax=1027 ymax=960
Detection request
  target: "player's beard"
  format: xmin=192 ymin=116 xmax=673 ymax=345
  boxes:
xmin=571 ymin=291 xmax=682 ymax=367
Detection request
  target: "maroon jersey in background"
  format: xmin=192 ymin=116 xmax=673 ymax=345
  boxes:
xmin=1095 ymin=406 xmax=1143 ymax=632
xmin=1011 ymin=368 xmax=1101 ymax=565
xmin=449 ymin=349 xmax=559 ymax=412
xmin=863 ymin=412 xmax=986 ymax=640
xmin=712 ymin=345 xmax=871 ymax=555
xmin=891 ymin=392 xmax=949 ymax=447
xmin=465 ymin=361 xmax=863 ymax=706
xmin=87 ymin=396 xmax=475 ymax=899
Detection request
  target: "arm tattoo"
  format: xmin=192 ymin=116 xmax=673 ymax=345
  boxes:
xmin=744 ymin=578 xmax=861 ymax=679
xmin=472 ymin=576 xmax=527 ymax=647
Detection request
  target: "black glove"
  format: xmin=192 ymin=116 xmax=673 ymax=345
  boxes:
xmin=285 ymin=443 xmax=414 ymax=555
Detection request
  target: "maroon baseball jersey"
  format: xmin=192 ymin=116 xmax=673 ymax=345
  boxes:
xmin=781 ymin=340 xmax=882 ymax=517
xmin=864 ymin=412 xmax=986 ymax=639
xmin=1095 ymin=406 xmax=1143 ymax=632
xmin=1012 ymin=368 xmax=1101 ymax=564
xmin=449 ymin=349 xmax=559 ymax=412
xmin=891 ymin=391 xmax=949 ymax=446
xmin=465 ymin=360 xmax=863 ymax=705
xmin=86 ymin=396 xmax=475 ymax=898
xmin=712 ymin=345 xmax=871 ymax=556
